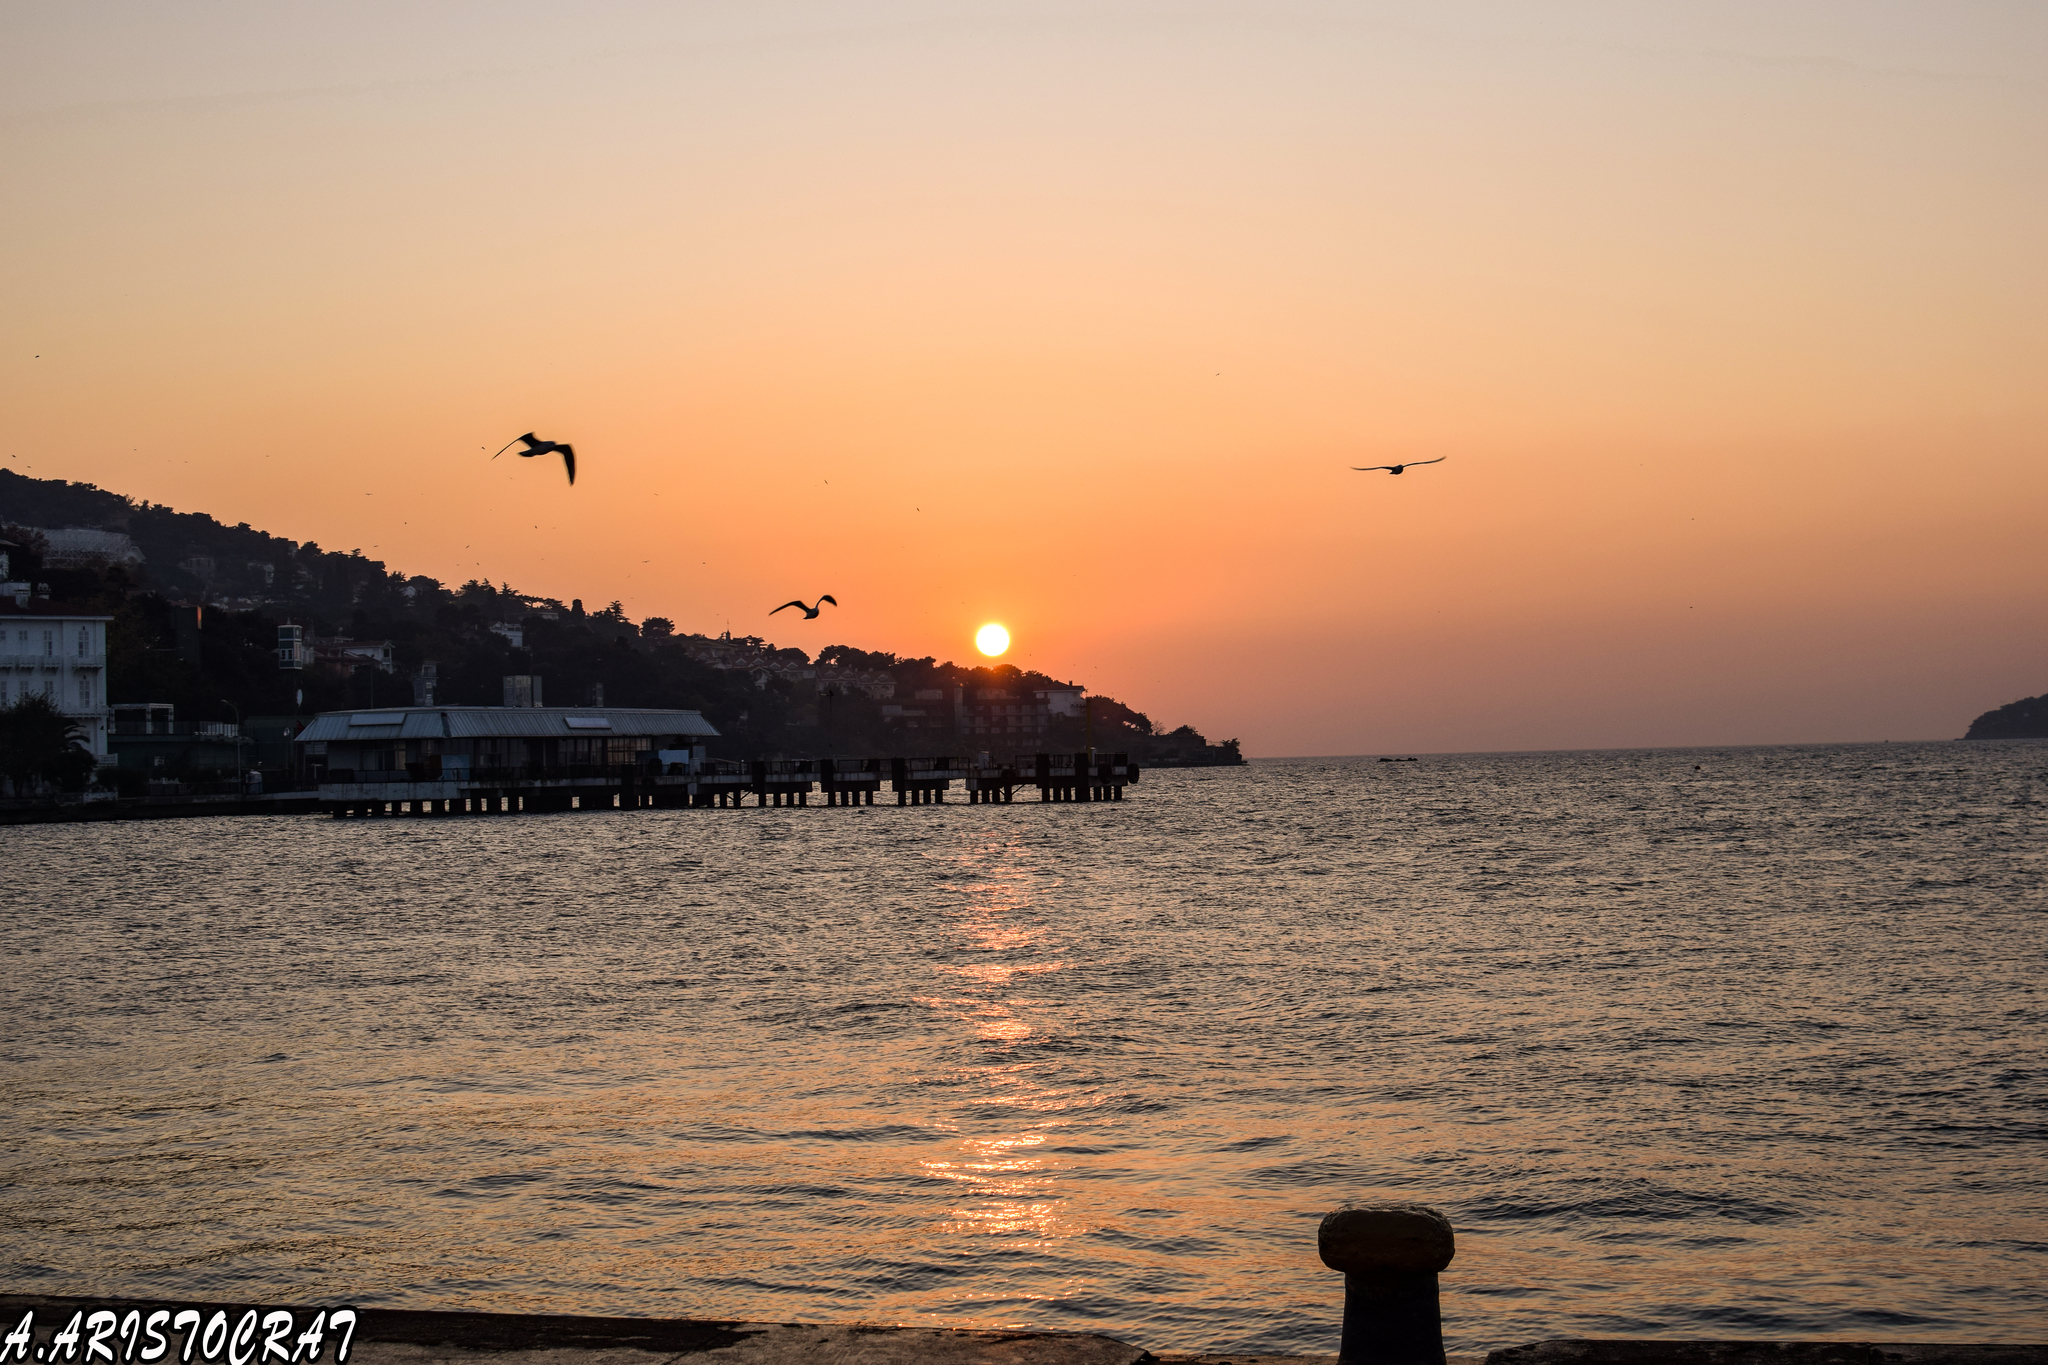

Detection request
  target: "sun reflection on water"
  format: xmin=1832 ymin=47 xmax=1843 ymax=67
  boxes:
xmin=910 ymin=837 xmax=1095 ymax=1249
xmin=938 ymin=960 xmax=1067 ymax=987
xmin=923 ymin=1135 xmax=1078 ymax=1241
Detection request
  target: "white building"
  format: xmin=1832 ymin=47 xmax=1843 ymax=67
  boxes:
xmin=314 ymin=638 xmax=397 ymax=673
xmin=33 ymin=528 xmax=145 ymax=571
xmin=1037 ymin=687 xmax=1085 ymax=717
xmin=0 ymin=600 xmax=115 ymax=761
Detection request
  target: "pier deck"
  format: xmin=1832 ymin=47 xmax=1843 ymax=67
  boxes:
xmin=316 ymin=753 xmax=1140 ymax=816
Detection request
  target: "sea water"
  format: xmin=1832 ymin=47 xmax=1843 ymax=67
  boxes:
xmin=3 ymin=743 xmax=2044 ymax=1354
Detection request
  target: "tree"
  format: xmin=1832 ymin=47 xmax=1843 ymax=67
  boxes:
xmin=1 ymin=524 xmax=48 ymax=581
xmin=0 ymin=692 xmax=98 ymax=792
xmin=817 ymin=644 xmax=898 ymax=670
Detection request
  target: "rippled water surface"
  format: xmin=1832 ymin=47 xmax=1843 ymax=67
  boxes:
xmin=4 ymin=743 xmax=2046 ymax=1353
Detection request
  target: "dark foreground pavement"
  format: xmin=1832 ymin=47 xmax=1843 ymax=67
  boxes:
xmin=1 ymin=1297 xmax=2038 ymax=1365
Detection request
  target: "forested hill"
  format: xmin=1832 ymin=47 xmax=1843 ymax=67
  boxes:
xmin=1963 ymin=692 xmax=2048 ymax=740
xmin=0 ymin=470 xmax=1243 ymax=765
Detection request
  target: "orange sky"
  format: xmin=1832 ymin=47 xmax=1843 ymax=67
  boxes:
xmin=5 ymin=2 xmax=2045 ymax=754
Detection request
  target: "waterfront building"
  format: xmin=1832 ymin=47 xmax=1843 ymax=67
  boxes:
xmin=298 ymin=705 xmax=720 ymax=807
xmin=108 ymin=703 xmax=245 ymax=779
xmin=0 ymin=600 xmax=114 ymax=762
xmin=245 ymin=716 xmax=312 ymax=773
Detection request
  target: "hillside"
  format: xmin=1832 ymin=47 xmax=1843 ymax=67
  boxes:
xmin=0 ymin=470 xmax=1242 ymax=766
xmin=1962 ymin=692 xmax=2048 ymax=741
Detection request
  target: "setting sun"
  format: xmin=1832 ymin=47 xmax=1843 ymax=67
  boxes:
xmin=975 ymin=624 xmax=1010 ymax=657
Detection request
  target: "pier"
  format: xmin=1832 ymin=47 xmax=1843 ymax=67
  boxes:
xmin=315 ymin=751 xmax=1139 ymax=817
xmin=295 ymin=705 xmax=1140 ymax=818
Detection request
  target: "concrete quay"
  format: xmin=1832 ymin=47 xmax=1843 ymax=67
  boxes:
xmin=2 ymin=1297 xmax=2037 ymax=1365
xmin=10 ymin=1189 xmax=2043 ymax=1365
xmin=0 ymin=1299 xmax=1148 ymax=1365
xmin=0 ymin=791 xmax=322 ymax=825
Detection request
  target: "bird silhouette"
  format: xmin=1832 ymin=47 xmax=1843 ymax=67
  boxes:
xmin=492 ymin=433 xmax=576 ymax=484
xmin=770 ymin=595 xmax=837 ymax=620
xmin=1351 ymin=457 xmax=1445 ymax=475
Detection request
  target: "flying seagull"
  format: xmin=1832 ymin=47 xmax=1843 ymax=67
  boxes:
xmin=493 ymin=433 xmax=576 ymax=485
xmin=1351 ymin=457 xmax=1446 ymax=475
xmin=770 ymin=595 xmax=837 ymax=620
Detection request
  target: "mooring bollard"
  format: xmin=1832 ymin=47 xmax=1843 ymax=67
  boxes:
xmin=1319 ymin=1202 xmax=1455 ymax=1365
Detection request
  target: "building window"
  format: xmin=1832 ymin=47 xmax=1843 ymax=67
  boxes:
xmin=44 ymin=630 xmax=54 ymax=656
xmin=78 ymin=627 xmax=89 ymax=657
xmin=79 ymin=677 xmax=92 ymax=707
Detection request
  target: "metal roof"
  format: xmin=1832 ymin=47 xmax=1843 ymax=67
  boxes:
xmin=296 ymin=706 xmax=719 ymax=743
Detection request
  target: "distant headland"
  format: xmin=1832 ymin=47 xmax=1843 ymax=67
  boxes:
xmin=0 ymin=469 xmax=1243 ymax=768
xmin=1962 ymin=691 xmax=2048 ymax=741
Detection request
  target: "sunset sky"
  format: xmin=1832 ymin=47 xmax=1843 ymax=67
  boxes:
xmin=5 ymin=2 xmax=2044 ymax=755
